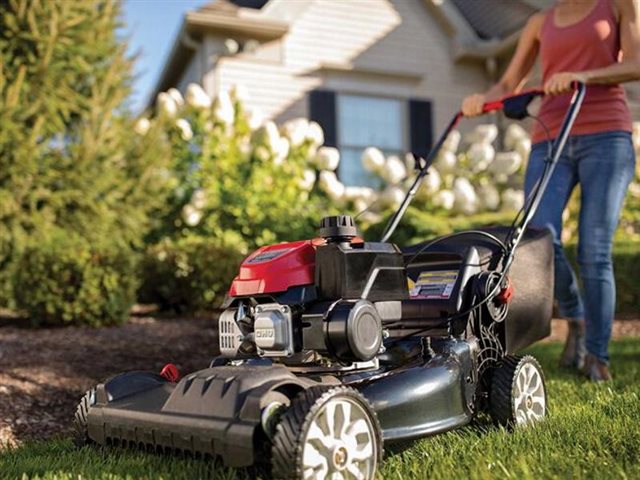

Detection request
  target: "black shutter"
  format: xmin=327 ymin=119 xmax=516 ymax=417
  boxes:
xmin=408 ymin=99 xmax=433 ymax=158
xmin=309 ymin=89 xmax=337 ymax=147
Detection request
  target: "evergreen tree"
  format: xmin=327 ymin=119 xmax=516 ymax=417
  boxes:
xmin=0 ymin=0 xmax=169 ymax=312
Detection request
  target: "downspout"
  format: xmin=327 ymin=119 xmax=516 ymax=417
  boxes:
xmin=180 ymin=32 xmax=203 ymax=88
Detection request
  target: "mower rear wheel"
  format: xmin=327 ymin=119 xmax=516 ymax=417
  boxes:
xmin=271 ymin=385 xmax=382 ymax=480
xmin=489 ymin=355 xmax=547 ymax=427
xmin=73 ymin=388 xmax=96 ymax=448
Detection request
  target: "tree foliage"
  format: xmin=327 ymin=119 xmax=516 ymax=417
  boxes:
xmin=0 ymin=0 xmax=168 ymax=319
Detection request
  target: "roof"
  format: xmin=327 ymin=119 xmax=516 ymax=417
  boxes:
xmin=228 ymin=0 xmax=269 ymax=8
xmin=450 ymin=0 xmax=539 ymax=40
xmin=424 ymin=0 xmax=552 ymax=61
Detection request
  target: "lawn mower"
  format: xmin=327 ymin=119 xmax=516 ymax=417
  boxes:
xmin=74 ymin=83 xmax=586 ymax=479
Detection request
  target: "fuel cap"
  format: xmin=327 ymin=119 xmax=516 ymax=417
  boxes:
xmin=319 ymin=215 xmax=357 ymax=243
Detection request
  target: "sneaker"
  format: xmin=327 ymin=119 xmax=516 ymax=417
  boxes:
xmin=559 ymin=318 xmax=586 ymax=370
xmin=582 ymin=353 xmax=612 ymax=382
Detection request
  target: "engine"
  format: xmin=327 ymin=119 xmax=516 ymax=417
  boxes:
xmin=217 ymin=215 xmax=550 ymax=367
xmin=218 ymin=216 xmax=398 ymax=363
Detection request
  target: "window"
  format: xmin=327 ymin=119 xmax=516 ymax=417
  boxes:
xmin=337 ymin=94 xmax=405 ymax=187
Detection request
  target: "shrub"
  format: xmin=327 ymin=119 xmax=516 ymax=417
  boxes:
xmin=363 ymin=206 xmax=518 ymax=246
xmin=138 ymin=231 xmax=248 ymax=313
xmin=13 ymin=230 xmax=138 ymax=326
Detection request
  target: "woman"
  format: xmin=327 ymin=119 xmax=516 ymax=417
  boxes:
xmin=462 ymin=0 xmax=640 ymax=381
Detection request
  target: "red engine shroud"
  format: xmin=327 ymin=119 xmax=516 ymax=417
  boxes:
xmin=228 ymin=239 xmax=321 ymax=296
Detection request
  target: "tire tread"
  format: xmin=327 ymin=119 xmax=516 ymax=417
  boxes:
xmin=271 ymin=385 xmax=381 ymax=479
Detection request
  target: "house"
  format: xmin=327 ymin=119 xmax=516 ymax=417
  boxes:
xmin=151 ymin=0 xmax=637 ymax=186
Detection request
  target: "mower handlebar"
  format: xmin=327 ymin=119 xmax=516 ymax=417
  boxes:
xmin=379 ymin=82 xmax=586 ymax=244
xmin=476 ymin=81 xmax=585 ymax=116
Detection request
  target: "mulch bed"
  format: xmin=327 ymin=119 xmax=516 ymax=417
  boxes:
xmin=0 ymin=316 xmax=218 ymax=448
xmin=0 ymin=315 xmax=638 ymax=448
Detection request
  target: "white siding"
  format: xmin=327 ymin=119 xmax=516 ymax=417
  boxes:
xmin=210 ymin=0 xmax=489 ymax=135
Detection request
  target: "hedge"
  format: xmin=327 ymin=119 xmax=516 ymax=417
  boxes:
xmin=138 ymin=232 xmax=248 ymax=313
xmin=13 ymin=230 xmax=138 ymax=327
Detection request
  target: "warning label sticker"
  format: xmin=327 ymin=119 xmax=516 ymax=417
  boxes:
xmin=408 ymin=270 xmax=458 ymax=299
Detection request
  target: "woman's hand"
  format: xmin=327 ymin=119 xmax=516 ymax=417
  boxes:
xmin=543 ymin=71 xmax=588 ymax=95
xmin=461 ymin=93 xmax=486 ymax=117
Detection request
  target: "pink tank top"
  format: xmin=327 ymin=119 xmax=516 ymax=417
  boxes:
xmin=532 ymin=0 xmax=632 ymax=144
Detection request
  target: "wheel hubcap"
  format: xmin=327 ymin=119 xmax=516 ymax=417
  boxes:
xmin=301 ymin=397 xmax=377 ymax=480
xmin=513 ymin=362 xmax=546 ymax=425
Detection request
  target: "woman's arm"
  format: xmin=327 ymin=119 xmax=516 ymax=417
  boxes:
xmin=544 ymin=0 xmax=640 ymax=94
xmin=462 ymin=12 xmax=545 ymax=116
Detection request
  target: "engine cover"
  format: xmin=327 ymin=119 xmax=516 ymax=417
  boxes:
xmin=219 ymin=303 xmax=294 ymax=358
xmin=228 ymin=240 xmax=319 ymax=296
xmin=254 ymin=303 xmax=294 ymax=357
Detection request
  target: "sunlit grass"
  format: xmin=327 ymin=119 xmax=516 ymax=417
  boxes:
xmin=1 ymin=339 xmax=639 ymax=480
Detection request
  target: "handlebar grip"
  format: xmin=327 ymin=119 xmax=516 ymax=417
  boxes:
xmin=479 ymin=81 xmax=585 ymax=114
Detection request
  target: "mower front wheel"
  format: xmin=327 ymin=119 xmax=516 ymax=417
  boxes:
xmin=73 ymin=388 xmax=96 ymax=448
xmin=271 ymin=385 xmax=382 ymax=480
xmin=489 ymin=355 xmax=547 ymax=427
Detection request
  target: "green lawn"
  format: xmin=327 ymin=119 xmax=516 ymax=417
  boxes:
xmin=1 ymin=339 xmax=639 ymax=480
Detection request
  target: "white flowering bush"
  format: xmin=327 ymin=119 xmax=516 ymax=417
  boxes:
xmin=352 ymin=122 xmax=531 ymax=230
xmin=146 ymin=84 xmax=350 ymax=248
xmin=137 ymin=83 xmax=640 ymax=311
xmin=136 ymin=83 xmax=342 ymax=309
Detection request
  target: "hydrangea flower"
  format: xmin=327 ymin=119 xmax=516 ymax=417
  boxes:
xmin=380 ymin=155 xmax=406 ymax=185
xmin=361 ymin=147 xmax=385 ymax=173
xmin=314 ymin=147 xmax=340 ymax=171
xmin=505 ymin=124 xmax=528 ymax=150
xmin=224 ymin=38 xmax=240 ymax=55
xmin=417 ymin=168 xmax=441 ymax=198
xmin=185 ymin=83 xmax=211 ymax=109
xmin=191 ymin=189 xmax=207 ymax=209
xmin=273 ymin=137 xmax=290 ymax=165
xmin=442 ymin=130 xmax=461 ymax=153
xmin=453 ymin=178 xmax=478 ymax=214
xmin=477 ymin=183 xmax=500 ymax=211
xmin=213 ymin=91 xmax=235 ymax=126
xmin=299 ymin=169 xmax=316 ymax=191
xmin=466 ymin=124 xmax=498 ymax=145
xmin=175 ymin=118 xmax=193 ymax=141
xmin=433 ymin=190 xmax=455 ymax=210
xmin=501 ymin=188 xmax=525 ymax=211
xmin=468 ymin=143 xmax=495 ymax=173
xmin=253 ymin=121 xmax=280 ymax=151
xmin=434 ymin=150 xmax=457 ymax=174
xmin=319 ymin=171 xmax=345 ymax=201
xmin=307 ymin=121 xmax=325 ymax=148
xmin=247 ymin=108 xmax=264 ymax=130
xmin=380 ymin=186 xmax=405 ymax=208
xmin=134 ymin=117 xmax=150 ymax=136
xmin=343 ymin=186 xmax=376 ymax=203
xmin=282 ymin=118 xmax=310 ymax=147
xmin=167 ymin=88 xmax=184 ymax=107
xmin=157 ymin=92 xmax=178 ymax=117
xmin=515 ymin=138 xmax=532 ymax=162
xmin=490 ymin=151 xmax=523 ymax=176
xmin=182 ymin=204 xmax=202 ymax=226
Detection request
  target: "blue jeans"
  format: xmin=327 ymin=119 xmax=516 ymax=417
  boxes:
xmin=525 ymin=131 xmax=636 ymax=362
